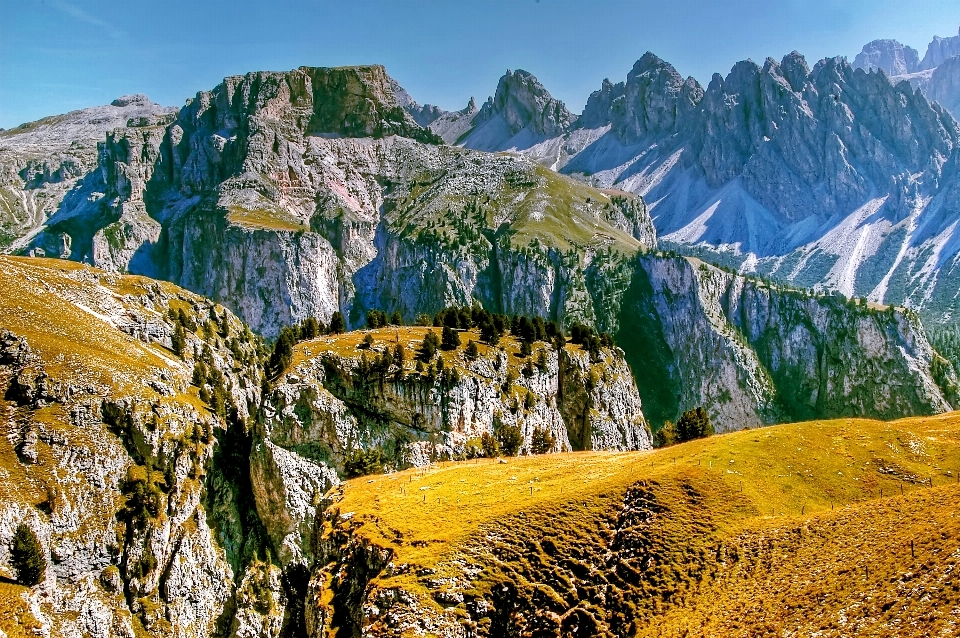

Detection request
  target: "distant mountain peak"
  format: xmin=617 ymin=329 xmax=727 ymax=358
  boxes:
xmin=853 ymin=38 xmax=921 ymax=75
xmin=581 ymin=52 xmax=702 ymax=140
xmin=472 ymin=68 xmax=577 ymax=138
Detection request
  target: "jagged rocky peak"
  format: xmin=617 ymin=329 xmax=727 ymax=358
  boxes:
xmin=473 ymin=68 xmax=577 ymax=138
xmin=580 ymin=52 xmax=703 ymax=139
xmin=928 ymin=55 xmax=960 ymax=117
xmin=853 ymin=38 xmax=921 ymax=75
xmin=919 ymin=26 xmax=960 ymax=71
xmin=180 ymin=65 xmax=440 ymax=144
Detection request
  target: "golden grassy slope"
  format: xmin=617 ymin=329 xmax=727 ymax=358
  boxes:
xmin=327 ymin=412 xmax=960 ymax=636
xmin=0 ymin=256 xmax=186 ymax=394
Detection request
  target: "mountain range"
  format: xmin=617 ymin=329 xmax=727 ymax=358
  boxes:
xmin=4 ymin=22 xmax=960 ymax=638
xmin=387 ymin=27 xmax=960 ymax=326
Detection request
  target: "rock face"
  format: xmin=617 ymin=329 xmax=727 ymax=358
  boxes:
xmin=580 ymin=52 xmax=704 ymax=140
xmin=9 ymin=63 xmax=957 ymax=434
xmin=919 ymin=27 xmax=960 ymax=71
xmin=619 ymin=255 xmax=957 ymax=430
xmin=262 ymin=329 xmax=651 ymax=475
xmin=0 ymin=257 xmax=270 ymax=638
xmin=0 ymin=96 xmax=176 ymax=253
xmin=460 ymin=69 xmax=577 ymax=151
xmin=29 ymin=65 xmax=652 ymax=341
xmin=456 ymin=52 xmax=960 ymax=325
xmin=853 ymin=39 xmax=921 ymax=76
xmin=927 ymin=56 xmax=960 ymax=119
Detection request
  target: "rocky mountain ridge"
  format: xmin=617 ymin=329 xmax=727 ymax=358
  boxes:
xmin=451 ymin=51 xmax=960 ymax=326
xmin=8 ymin=63 xmax=957 ymax=433
xmin=0 ymin=256 xmax=651 ymax=637
xmin=0 ymin=95 xmax=176 ymax=254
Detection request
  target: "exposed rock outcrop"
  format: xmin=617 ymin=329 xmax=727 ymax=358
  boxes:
xmin=461 ymin=69 xmax=577 ymax=151
xmin=261 ymin=328 xmax=652 ymax=476
xmin=0 ymin=96 xmax=176 ymax=254
xmin=853 ymin=39 xmax=921 ymax=76
xmin=0 ymin=257 xmax=266 ymax=638
xmin=619 ymin=255 xmax=956 ymax=430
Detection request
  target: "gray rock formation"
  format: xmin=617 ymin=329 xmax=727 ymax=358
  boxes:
xmin=0 ymin=96 xmax=176 ymax=253
xmin=0 ymin=257 xmax=267 ymax=638
xmin=14 ymin=63 xmax=955 ymax=433
xmin=581 ymin=52 xmax=704 ymax=140
xmin=461 ymin=69 xmax=577 ymax=151
xmin=620 ymin=255 xmax=957 ymax=429
xmin=426 ymin=97 xmax=480 ymax=144
xmin=459 ymin=52 xmax=960 ymax=326
xmin=853 ymin=39 xmax=921 ymax=75
xmin=29 ymin=65 xmax=651 ymax=342
xmin=919 ymin=27 xmax=960 ymax=71
xmin=262 ymin=331 xmax=652 ymax=473
xmin=927 ymin=55 xmax=960 ymax=118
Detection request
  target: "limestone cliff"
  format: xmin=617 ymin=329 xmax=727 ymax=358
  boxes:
xmin=253 ymin=326 xmax=651 ymax=566
xmin=0 ymin=95 xmax=176 ymax=254
xmin=0 ymin=257 xmax=275 ymax=638
xmin=618 ymin=254 xmax=957 ymax=430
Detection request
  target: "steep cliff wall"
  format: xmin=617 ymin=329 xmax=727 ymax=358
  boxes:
xmin=617 ymin=254 xmax=956 ymax=430
xmin=0 ymin=257 xmax=276 ymax=638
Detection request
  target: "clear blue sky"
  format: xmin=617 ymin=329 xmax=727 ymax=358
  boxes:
xmin=1 ymin=0 xmax=959 ymax=129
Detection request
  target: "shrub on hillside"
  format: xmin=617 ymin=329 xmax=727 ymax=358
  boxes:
xmin=343 ymin=448 xmax=386 ymax=478
xmin=10 ymin=523 xmax=45 ymax=586
xmin=465 ymin=340 xmax=479 ymax=361
xmin=676 ymin=407 xmax=713 ymax=442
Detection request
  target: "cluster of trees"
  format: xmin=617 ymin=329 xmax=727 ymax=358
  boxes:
xmin=343 ymin=448 xmax=387 ymax=478
xmin=929 ymin=325 xmax=960 ymax=375
xmin=425 ymin=305 xmax=568 ymax=352
xmin=570 ymin=322 xmax=614 ymax=361
xmin=366 ymin=309 xmax=402 ymax=329
xmin=267 ymin=313 xmax=345 ymax=378
xmin=654 ymin=407 xmax=714 ymax=447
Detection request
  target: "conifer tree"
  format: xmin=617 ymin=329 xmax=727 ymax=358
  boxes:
xmin=330 ymin=311 xmax=346 ymax=334
xmin=10 ymin=523 xmax=45 ymax=586
xmin=465 ymin=340 xmax=480 ymax=361
xmin=441 ymin=325 xmax=461 ymax=351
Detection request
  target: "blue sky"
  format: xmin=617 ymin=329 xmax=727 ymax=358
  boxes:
xmin=1 ymin=0 xmax=958 ymax=129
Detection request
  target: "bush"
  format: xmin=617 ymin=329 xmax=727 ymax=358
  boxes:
xmin=497 ymin=423 xmax=524 ymax=457
xmin=531 ymin=427 xmax=556 ymax=454
xmin=441 ymin=325 xmax=461 ymax=351
xmin=267 ymin=326 xmax=298 ymax=378
xmin=359 ymin=334 xmax=374 ymax=349
xmin=675 ymin=407 xmax=713 ymax=442
xmin=343 ymin=448 xmax=386 ymax=478
xmin=480 ymin=321 xmax=501 ymax=346
xmin=9 ymin=523 xmax=45 ymax=586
